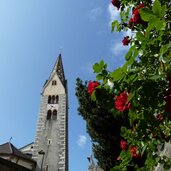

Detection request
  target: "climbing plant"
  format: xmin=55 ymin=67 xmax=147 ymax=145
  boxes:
xmin=76 ymin=0 xmax=171 ymax=170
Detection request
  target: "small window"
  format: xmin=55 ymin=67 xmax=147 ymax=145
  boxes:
xmin=56 ymin=95 xmax=59 ymax=104
xmin=47 ymin=110 xmax=52 ymax=120
xmin=52 ymin=110 xmax=57 ymax=120
xmin=48 ymin=96 xmax=51 ymax=104
xmin=52 ymin=80 xmax=56 ymax=85
xmin=52 ymin=95 xmax=55 ymax=104
xmin=47 ymin=139 xmax=52 ymax=145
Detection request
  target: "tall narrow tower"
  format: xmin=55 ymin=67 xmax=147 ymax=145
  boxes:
xmin=33 ymin=54 xmax=68 ymax=171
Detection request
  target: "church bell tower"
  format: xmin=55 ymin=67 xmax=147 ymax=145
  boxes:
xmin=33 ymin=54 xmax=68 ymax=171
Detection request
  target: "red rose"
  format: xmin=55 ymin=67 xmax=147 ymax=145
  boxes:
xmin=122 ymin=36 xmax=130 ymax=46
xmin=132 ymin=4 xmax=145 ymax=24
xmin=120 ymin=140 xmax=128 ymax=150
xmin=111 ymin=0 xmax=120 ymax=10
xmin=132 ymin=13 xmax=142 ymax=24
xmin=115 ymin=91 xmax=131 ymax=112
xmin=130 ymin=146 xmax=140 ymax=158
xmin=87 ymin=81 xmax=99 ymax=95
xmin=133 ymin=4 xmax=145 ymax=15
xmin=128 ymin=18 xmax=134 ymax=29
xmin=135 ymin=3 xmax=145 ymax=10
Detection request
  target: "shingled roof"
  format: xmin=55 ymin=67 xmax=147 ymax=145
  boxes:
xmin=0 ymin=142 xmax=36 ymax=163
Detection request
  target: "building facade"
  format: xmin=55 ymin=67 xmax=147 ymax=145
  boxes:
xmin=32 ymin=54 xmax=68 ymax=171
xmin=0 ymin=142 xmax=36 ymax=170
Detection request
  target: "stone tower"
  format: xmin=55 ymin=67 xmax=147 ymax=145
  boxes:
xmin=33 ymin=54 xmax=68 ymax=171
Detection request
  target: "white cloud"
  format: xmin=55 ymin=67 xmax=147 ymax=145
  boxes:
xmin=108 ymin=3 xmax=120 ymax=25
xmin=109 ymin=41 xmax=129 ymax=67
xmin=122 ymin=29 xmax=136 ymax=38
xmin=122 ymin=29 xmax=132 ymax=37
xmin=77 ymin=135 xmax=87 ymax=148
xmin=107 ymin=3 xmax=134 ymax=67
xmin=108 ymin=4 xmax=134 ymax=37
xmin=110 ymin=42 xmax=129 ymax=56
xmin=88 ymin=7 xmax=103 ymax=21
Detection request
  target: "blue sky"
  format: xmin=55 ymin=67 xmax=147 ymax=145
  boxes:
xmin=0 ymin=0 xmax=129 ymax=170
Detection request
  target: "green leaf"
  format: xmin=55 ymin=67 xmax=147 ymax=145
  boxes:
xmin=99 ymin=60 xmax=104 ymax=67
xmin=91 ymin=91 xmax=96 ymax=101
xmin=153 ymin=18 xmax=166 ymax=31
xmin=125 ymin=47 xmax=133 ymax=61
xmin=120 ymin=150 xmax=127 ymax=159
xmin=120 ymin=6 xmax=131 ymax=23
xmin=140 ymin=8 xmax=155 ymax=22
xmin=96 ymin=74 xmax=103 ymax=80
xmin=146 ymin=21 xmax=155 ymax=36
xmin=93 ymin=63 xmax=101 ymax=73
xmin=93 ymin=60 xmax=105 ymax=73
xmin=110 ymin=67 xmax=124 ymax=81
xmin=136 ymin=32 xmax=146 ymax=42
xmin=141 ymin=144 xmax=147 ymax=156
xmin=128 ymin=92 xmax=135 ymax=102
xmin=160 ymin=44 xmax=169 ymax=54
xmin=126 ymin=73 xmax=138 ymax=83
xmin=125 ymin=45 xmax=139 ymax=61
xmin=110 ymin=166 xmax=122 ymax=171
xmin=124 ymin=57 xmax=134 ymax=68
xmin=121 ymin=150 xmax=132 ymax=166
xmin=161 ymin=5 xmax=166 ymax=18
xmin=111 ymin=20 xmax=119 ymax=32
xmin=121 ymin=126 xmax=127 ymax=135
xmin=148 ymin=75 xmax=161 ymax=80
xmin=146 ymin=17 xmax=166 ymax=33
xmin=152 ymin=0 xmax=162 ymax=17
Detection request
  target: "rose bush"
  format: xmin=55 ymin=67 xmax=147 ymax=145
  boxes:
xmin=76 ymin=0 xmax=171 ymax=170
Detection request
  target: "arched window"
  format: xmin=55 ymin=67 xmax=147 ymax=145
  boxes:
xmin=52 ymin=110 xmax=57 ymax=120
xmin=52 ymin=80 xmax=56 ymax=86
xmin=48 ymin=96 xmax=51 ymax=104
xmin=52 ymin=95 xmax=55 ymax=104
xmin=47 ymin=110 xmax=52 ymax=120
xmin=56 ymin=95 xmax=59 ymax=104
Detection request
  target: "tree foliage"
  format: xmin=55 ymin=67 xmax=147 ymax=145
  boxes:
xmin=76 ymin=78 xmax=130 ymax=170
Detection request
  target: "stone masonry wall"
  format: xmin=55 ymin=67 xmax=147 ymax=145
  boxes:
xmin=33 ymin=93 xmax=68 ymax=171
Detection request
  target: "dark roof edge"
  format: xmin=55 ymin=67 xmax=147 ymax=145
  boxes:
xmin=19 ymin=142 xmax=34 ymax=150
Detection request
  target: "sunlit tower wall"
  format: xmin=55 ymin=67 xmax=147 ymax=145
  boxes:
xmin=33 ymin=54 xmax=68 ymax=171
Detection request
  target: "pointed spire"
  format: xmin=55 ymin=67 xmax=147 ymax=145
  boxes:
xmin=50 ymin=53 xmax=65 ymax=85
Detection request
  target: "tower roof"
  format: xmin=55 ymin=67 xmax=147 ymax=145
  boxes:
xmin=42 ymin=53 xmax=67 ymax=93
xmin=49 ymin=53 xmax=65 ymax=85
